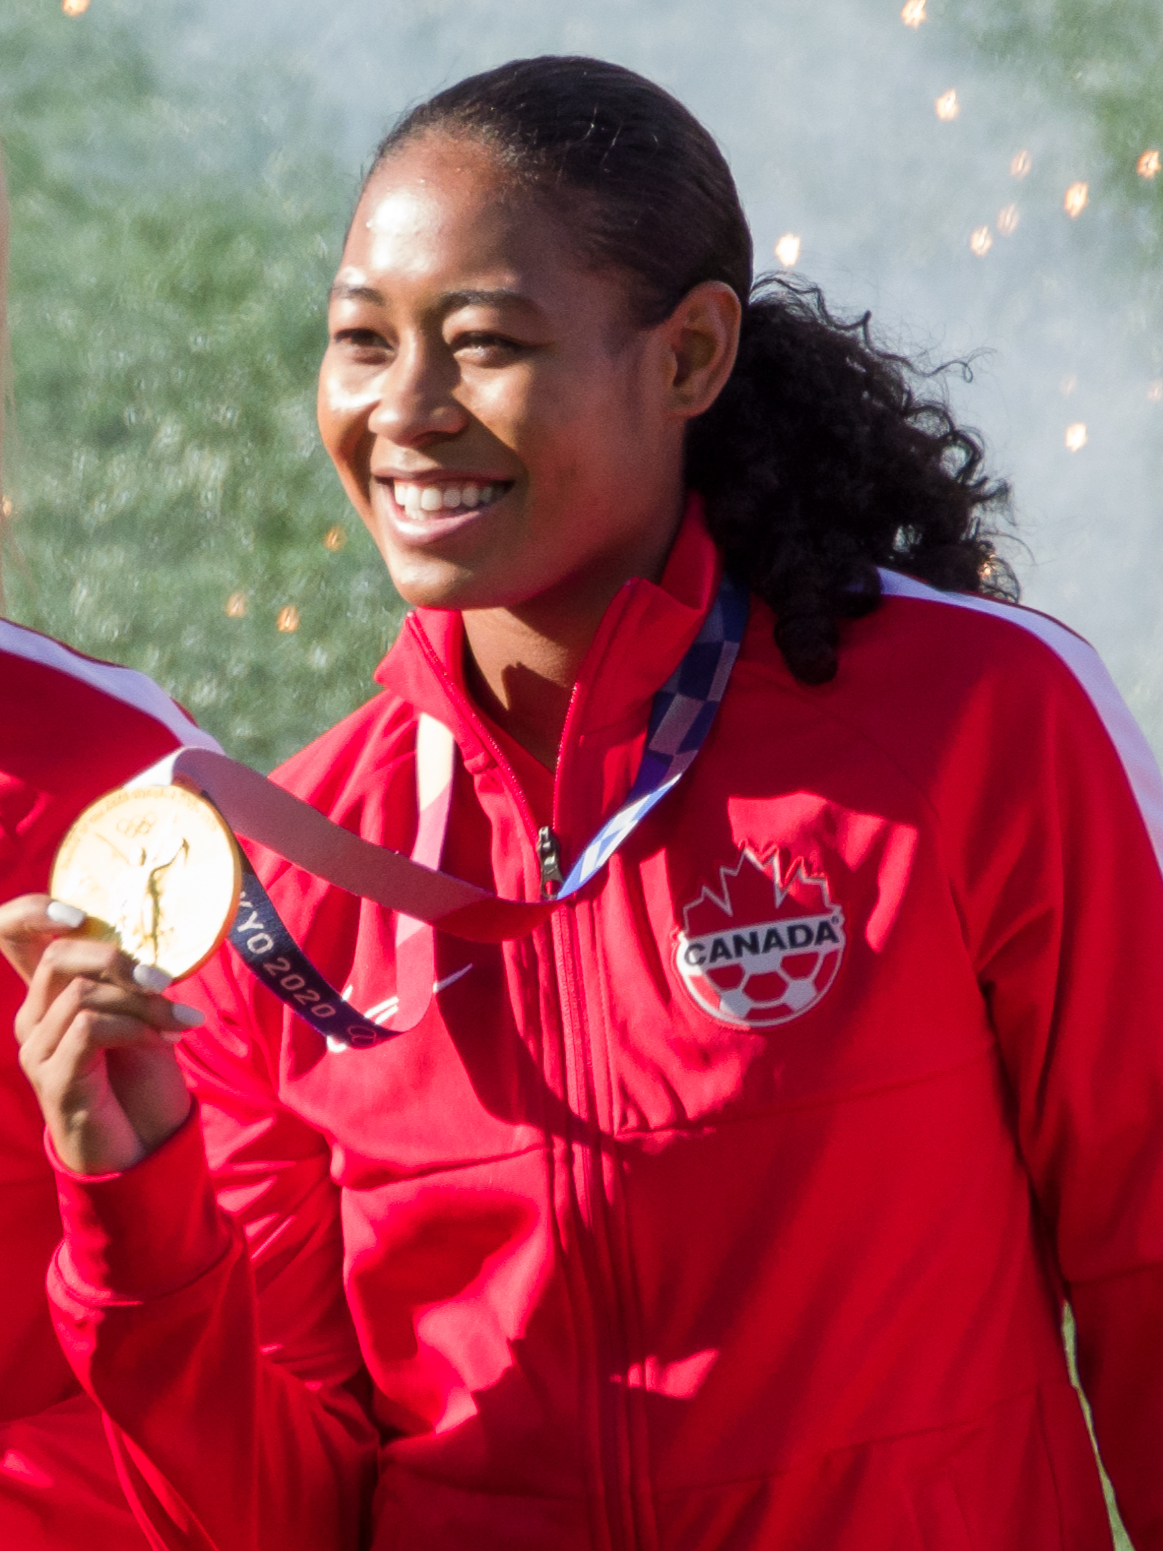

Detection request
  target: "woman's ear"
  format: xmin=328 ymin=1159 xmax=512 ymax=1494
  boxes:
xmin=663 ymin=280 xmax=742 ymax=421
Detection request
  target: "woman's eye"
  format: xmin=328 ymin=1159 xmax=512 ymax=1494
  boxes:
xmin=454 ymin=333 xmax=526 ymax=363
xmin=333 ymin=328 xmax=389 ymax=354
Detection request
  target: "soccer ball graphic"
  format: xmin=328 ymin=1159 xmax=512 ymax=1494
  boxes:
xmin=674 ymin=849 xmax=846 ymax=1028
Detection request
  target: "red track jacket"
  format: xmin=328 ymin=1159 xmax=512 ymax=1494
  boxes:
xmin=0 ymin=620 xmax=213 ymax=1549
xmin=47 ymin=511 xmax=1163 ymax=1550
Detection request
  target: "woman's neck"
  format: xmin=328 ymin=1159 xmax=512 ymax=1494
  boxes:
xmin=461 ymin=513 xmax=683 ymax=771
xmin=462 ymin=609 xmax=580 ymax=771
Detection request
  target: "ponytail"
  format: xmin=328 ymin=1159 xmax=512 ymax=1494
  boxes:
xmin=688 ymin=279 xmax=1013 ymax=683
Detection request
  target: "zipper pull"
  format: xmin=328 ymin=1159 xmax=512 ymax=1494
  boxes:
xmin=537 ymin=826 xmax=564 ymax=899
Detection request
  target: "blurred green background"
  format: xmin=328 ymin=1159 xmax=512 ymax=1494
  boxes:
xmin=1 ymin=0 xmax=399 ymax=771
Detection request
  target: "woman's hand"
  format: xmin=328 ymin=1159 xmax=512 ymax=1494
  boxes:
xmin=0 ymin=895 xmax=203 ymax=1175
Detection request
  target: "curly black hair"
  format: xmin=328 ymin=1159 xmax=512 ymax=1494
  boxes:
xmin=689 ymin=279 xmax=1013 ymax=681
xmin=370 ymin=55 xmax=1015 ymax=684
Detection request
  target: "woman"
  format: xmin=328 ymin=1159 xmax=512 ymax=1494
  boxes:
xmin=6 ymin=57 xmax=1163 ymax=1551
xmin=0 ymin=141 xmax=213 ymax=1549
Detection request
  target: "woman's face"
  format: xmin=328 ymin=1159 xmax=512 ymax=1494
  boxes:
xmin=318 ymin=135 xmax=706 ymax=617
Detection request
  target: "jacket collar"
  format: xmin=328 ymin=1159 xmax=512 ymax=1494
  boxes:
xmin=373 ymin=495 xmax=722 ymax=850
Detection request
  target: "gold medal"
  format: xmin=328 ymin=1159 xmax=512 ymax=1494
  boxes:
xmin=50 ymin=786 xmax=242 ymax=981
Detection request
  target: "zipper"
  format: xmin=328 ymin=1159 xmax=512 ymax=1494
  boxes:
xmin=537 ymin=825 xmax=565 ymax=898
xmin=406 ymin=616 xmax=638 ymax=1548
xmin=551 ymin=903 xmax=639 ymax=1551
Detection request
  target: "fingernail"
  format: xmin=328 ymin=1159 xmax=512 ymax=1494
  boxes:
xmin=160 ymin=1029 xmax=185 ymax=1044
xmin=46 ymin=900 xmax=86 ymax=928
xmin=172 ymin=1003 xmax=205 ymax=1028
xmin=133 ymin=963 xmax=173 ymax=992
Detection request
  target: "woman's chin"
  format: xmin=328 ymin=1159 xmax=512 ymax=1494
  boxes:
xmin=381 ymin=550 xmax=488 ymax=612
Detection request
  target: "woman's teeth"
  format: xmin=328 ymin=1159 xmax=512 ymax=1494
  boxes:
xmin=393 ymin=481 xmax=503 ymax=518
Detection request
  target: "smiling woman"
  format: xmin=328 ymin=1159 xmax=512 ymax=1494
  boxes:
xmin=320 ymin=129 xmax=740 ymax=764
xmin=4 ymin=53 xmax=1163 ymax=1551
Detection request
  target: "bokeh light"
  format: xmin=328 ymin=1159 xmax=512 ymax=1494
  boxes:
xmin=900 ymin=0 xmax=926 ymax=28
xmin=323 ymin=525 xmax=347 ymax=551
xmin=997 ymin=204 xmax=1020 ymax=236
xmin=1138 ymin=150 xmax=1161 ymax=180
xmin=773 ymin=233 xmax=801 ymax=268
xmin=225 ymin=591 xmax=247 ymax=618
xmin=1065 ymin=423 xmax=1088 ymax=452
xmin=1064 ymin=182 xmax=1089 ymax=218
xmin=61 ymin=0 xmax=90 ymax=14
xmin=1010 ymin=149 xmax=1032 ymax=179
xmin=934 ymin=89 xmax=960 ymax=122
xmin=277 ymin=605 xmax=300 ymax=633
xmin=969 ymin=226 xmax=993 ymax=256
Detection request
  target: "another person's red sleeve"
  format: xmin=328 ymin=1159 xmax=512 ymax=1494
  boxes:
xmin=0 ymin=630 xmax=220 ymax=1548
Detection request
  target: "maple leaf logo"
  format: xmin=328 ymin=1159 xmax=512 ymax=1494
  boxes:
xmin=675 ymin=849 xmax=846 ymax=1028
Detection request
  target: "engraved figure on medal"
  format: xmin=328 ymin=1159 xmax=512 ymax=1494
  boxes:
xmin=99 ymin=810 xmax=192 ymax=966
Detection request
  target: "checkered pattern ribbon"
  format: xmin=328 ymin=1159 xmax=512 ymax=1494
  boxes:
xmin=555 ymin=572 xmax=748 ymax=899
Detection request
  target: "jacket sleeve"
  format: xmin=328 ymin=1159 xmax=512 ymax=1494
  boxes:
xmin=46 ymin=971 xmax=378 ymax=1551
xmin=958 ymin=639 xmax=1163 ymax=1547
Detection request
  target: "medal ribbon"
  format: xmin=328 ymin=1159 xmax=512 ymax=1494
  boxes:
xmin=134 ymin=575 xmax=748 ymax=1046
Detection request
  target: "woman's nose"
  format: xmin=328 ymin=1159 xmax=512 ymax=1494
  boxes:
xmin=368 ymin=347 xmax=468 ymax=446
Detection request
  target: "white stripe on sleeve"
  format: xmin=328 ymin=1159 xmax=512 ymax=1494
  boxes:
xmin=0 ymin=619 xmax=221 ymax=754
xmin=877 ymin=569 xmax=1163 ymax=875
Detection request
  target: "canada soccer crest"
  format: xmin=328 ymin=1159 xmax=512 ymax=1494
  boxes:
xmin=675 ymin=849 xmax=846 ymax=1028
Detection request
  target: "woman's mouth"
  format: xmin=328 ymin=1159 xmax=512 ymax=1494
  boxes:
xmin=390 ymin=479 xmax=511 ymax=519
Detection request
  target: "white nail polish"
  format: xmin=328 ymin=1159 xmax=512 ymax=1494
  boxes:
xmin=172 ymin=1003 xmax=206 ymax=1028
xmin=133 ymin=963 xmax=173 ymax=992
xmin=46 ymin=900 xmax=86 ymax=928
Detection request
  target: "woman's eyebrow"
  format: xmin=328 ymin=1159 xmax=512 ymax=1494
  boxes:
xmin=327 ymin=281 xmax=545 ymax=316
xmin=329 ymin=281 xmax=384 ymax=304
xmin=438 ymin=287 xmax=540 ymax=314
